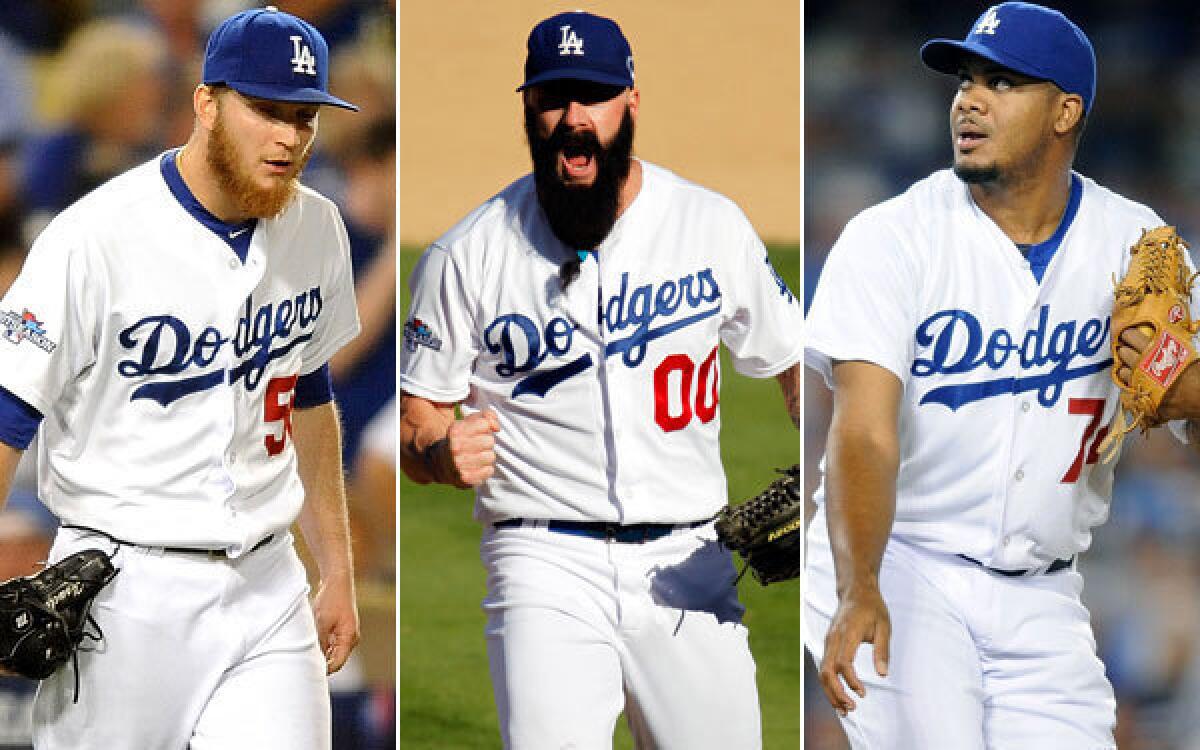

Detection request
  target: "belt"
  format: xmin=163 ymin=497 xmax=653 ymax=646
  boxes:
xmin=62 ymin=524 xmax=275 ymax=560
xmin=957 ymin=554 xmax=1074 ymax=577
xmin=494 ymin=517 xmax=711 ymax=543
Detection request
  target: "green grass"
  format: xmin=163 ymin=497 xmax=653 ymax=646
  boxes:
xmin=399 ymin=244 xmax=800 ymax=748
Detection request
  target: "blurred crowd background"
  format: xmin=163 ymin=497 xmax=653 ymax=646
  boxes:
xmin=805 ymin=2 xmax=1200 ymax=749
xmin=0 ymin=2 xmax=395 ymax=748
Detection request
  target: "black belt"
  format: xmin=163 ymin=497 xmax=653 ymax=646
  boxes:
xmin=958 ymin=554 xmax=1074 ymax=577
xmin=494 ymin=517 xmax=710 ymax=543
xmin=62 ymin=524 xmax=275 ymax=560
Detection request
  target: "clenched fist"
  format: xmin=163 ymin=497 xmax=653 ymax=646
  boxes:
xmin=436 ymin=410 xmax=501 ymax=488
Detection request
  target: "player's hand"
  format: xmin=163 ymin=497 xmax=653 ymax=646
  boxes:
xmin=818 ymin=582 xmax=891 ymax=716
xmin=436 ymin=410 xmax=501 ymax=488
xmin=1114 ymin=325 xmax=1153 ymax=388
xmin=1116 ymin=326 xmax=1200 ymax=421
xmin=311 ymin=572 xmax=360 ymax=675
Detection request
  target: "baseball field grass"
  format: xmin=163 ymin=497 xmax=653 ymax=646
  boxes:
xmin=398 ymin=244 xmax=801 ymax=748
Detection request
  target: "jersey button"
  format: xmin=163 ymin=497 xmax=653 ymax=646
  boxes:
xmin=1021 ymin=402 xmax=1031 ymax=413
xmin=1014 ymin=469 xmax=1025 ymax=481
xmin=228 ymin=258 xmax=239 ymax=270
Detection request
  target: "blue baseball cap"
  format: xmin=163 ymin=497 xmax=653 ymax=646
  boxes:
xmin=203 ymin=6 xmax=358 ymax=111
xmin=518 ymin=11 xmax=635 ymax=92
xmin=920 ymin=2 xmax=1096 ymax=114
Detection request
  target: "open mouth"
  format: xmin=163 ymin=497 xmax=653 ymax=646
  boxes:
xmin=561 ymin=143 xmax=595 ymax=176
xmin=955 ymin=124 xmax=987 ymax=151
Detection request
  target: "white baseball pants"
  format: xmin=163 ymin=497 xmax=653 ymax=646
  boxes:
xmin=481 ymin=520 xmax=762 ymax=749
xmin=803 ymin=510 xmax=1116 ymax=750
xmin=32 ymin=527 xmax=330 ymax=749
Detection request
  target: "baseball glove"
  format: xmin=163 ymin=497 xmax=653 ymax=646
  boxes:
xmin=0 ymin=549 xmax=116 ymax=681
xmin=715 ymin=465 xmax=802 ymax=585
xmin=1099 ymin=226 xmax=1200 ymax=461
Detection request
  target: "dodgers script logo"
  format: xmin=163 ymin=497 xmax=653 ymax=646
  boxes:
xmin=117 ymin=288 xmax=322 ymax=406
xmin=483 ymin=268 xmax=721 ymax=397
xmin=912 ymin=305 xmax=1110 ymax=409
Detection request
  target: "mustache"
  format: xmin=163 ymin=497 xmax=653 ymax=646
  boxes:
xmin=523 ymin=104 xmax=634 ymax=181
xmin=546 ymin=127 xmax=602 ymax=159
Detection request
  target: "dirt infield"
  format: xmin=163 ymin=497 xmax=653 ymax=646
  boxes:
xmin=399 ymin=0 xmax=799 ymax=245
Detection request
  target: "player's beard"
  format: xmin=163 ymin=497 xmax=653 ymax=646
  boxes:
xmin=953 ymin=137 xmax=1049 ymax=187
xmin=207 ymin=115 xmax=309 ymax=219
xmin=953 ymin=163 xmax=1001 ymax=184
xmin=525 ymin=104 xmax=635 ymax=255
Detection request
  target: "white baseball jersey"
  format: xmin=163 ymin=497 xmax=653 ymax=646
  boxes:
xmin=401 ymin=159 xmax=803 ymax=524
xmin=0 ymin=153 xmax=360 ymax=554
xmin=806 ymin=169 xmax=1165 ymax=570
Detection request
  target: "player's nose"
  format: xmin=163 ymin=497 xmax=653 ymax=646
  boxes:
xmin=272 ymin=120 xmax=304 ymax=150
xmin=562 ymin=99 xmax=592 ymax=129
xmin=954 ymin=83 xmax=987 ymax=115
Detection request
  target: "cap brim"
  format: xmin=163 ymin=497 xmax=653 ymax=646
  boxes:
xmin=225 ymin=81 xmax=359 ymax=111
xmin=516 ymin=69 xmax=632 ymax=92
xmin=919 ymin=38 xmax=1048 ymax=84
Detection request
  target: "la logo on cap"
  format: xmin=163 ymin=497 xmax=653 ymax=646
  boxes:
xmin=290 ymin=36 xmax=316 ymax=74
xmin=975 ymin=7 xmax=1001 ymax=35
xmin=558 ymin=25 xmax=584 ymax=56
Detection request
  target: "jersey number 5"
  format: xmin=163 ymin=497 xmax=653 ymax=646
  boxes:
xmin=264 ymin=375 xmax=299 ymax=456
xmin=653 ymin=346 xmax=720 ymax=432
xmin=1061 ymin=397 xmax=1109 ymax=483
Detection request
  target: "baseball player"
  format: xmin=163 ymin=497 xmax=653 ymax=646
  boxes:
xmin=0 ymin=7 xmax=361 ymax=748
xmin=399 ymin=11 xmax=802 ymax=749
xmin=805 ymin=4 xmax=1177 ymax=748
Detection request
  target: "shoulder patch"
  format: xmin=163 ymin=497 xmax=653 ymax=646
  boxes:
xmin=404 ymin=317 xmax=443 ymax=353
xmin=0 ymin=309 xmax=56 ymax=353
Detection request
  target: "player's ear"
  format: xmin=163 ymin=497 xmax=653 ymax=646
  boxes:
xmin=1053 ymin=93 xmax=1084 ymax=137
xmin=627 ymin=87 xmax=640 ymax=122
xmin=194 ymin=84 xmax=219 ymax=130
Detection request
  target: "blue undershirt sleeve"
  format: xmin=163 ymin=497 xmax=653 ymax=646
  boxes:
xmin=0 ymin=386 xmax=42 ymax=450
xmin=294 ymin=363 xmax=333 ymax=409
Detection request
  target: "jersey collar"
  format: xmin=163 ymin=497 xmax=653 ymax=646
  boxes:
xmin=159 ymin=149 xmax=257 ymax=264
xmin=1023 ymin=173 xmax=1082 ymax=284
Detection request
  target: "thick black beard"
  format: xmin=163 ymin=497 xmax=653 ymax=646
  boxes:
xmin=953 ymin=162 xmax=1001 ymax=185
xmin=525 ymin=105 xmax=635 ymax=262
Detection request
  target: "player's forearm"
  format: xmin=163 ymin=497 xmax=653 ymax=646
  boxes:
xmin=824 ymin=419 xmax=899 ymax=598
xmin=775 ymin=363 xmax=801 ymax=430
xmin=399 ymin=393 xmax=455 ymax=485
xmin=292 ymin=402 xmax=355 ymax=581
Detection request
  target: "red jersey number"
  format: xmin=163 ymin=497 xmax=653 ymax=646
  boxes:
xmin=264 ymin=375 xmax=299 ymax=456
xmin=653 ymin=346 xmax=720 ymax=433
xmin=1060 ymin=397 xmax=1109 ymax=483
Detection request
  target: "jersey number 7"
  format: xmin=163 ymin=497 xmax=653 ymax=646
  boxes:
xmin=1061 ymin=397 xmax=1109 ymax=483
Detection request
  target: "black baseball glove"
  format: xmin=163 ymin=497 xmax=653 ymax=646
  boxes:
xmin=0 ymin=549 xmax=117 ymax=680
xmin=715 ymin=465 xmax=802 ymax=585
